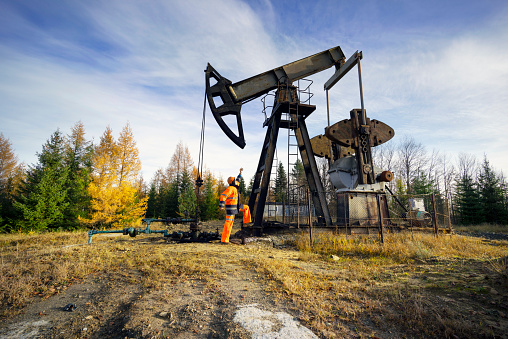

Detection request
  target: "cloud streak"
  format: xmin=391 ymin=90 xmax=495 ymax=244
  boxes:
xmin=1 ymin=0 xmax=507 ymax=182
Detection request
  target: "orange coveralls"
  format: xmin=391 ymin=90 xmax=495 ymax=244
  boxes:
xmin=219 ymin=179 xmax=251 ymax=243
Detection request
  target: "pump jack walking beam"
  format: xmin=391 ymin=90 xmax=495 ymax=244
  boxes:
xmin=205 ymin=45 xmax=362 ymax=229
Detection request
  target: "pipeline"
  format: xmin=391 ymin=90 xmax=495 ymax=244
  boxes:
xmin=87 ymin=218 xmax=219 ymax=244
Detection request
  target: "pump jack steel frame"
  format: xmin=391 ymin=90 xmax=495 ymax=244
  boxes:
xmin=247 ymin=87 xmax=332 ymax=230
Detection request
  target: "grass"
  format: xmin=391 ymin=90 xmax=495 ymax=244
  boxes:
xmin=296 ymin=231 xmax=508 ymax=262
xmin=0 ymin=231 xmax=222 ymax=318
xmin=1 ymin=227 xmax=507 ymax=338
xmin=453 ymin=222 xmax=508 ymax=234
xmin=246 ymin=231 xmax=508 ymax=337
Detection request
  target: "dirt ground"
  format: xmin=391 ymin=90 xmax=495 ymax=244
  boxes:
xmin=1 ymin=221 xmax=507 ymax=339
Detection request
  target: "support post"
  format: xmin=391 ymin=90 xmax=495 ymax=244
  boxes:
xmin=308 ymin=187 xmax=313 ymax=246
xmin=431 ymin=193 xmax=439 ymax=236
xmin=377 ymin=194 xmax=384 ymax=244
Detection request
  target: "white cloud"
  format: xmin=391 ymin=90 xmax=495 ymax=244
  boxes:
xmin=1 ymin=0 xmax=508 ymax=184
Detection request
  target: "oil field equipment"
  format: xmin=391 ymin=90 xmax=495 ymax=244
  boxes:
xmin=87 ymin=218 xmax=219 ymax=244
xmin=204 ymin=46 xmax=399 ymax=234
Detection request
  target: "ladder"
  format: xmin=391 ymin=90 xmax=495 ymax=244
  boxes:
xmin=248 ymin=82 xmax=332 ymax=228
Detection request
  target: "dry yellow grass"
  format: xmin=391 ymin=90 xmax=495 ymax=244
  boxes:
xmin=1 ymin=229 xmax=507 ymax=338
xmin=246 ymin=231 xmax=508 ymax=337
xmin=0 ymin=232 xmax=222 ymax=318
xmin=296 ymin=231 xmax=508 ymax=262
xmin=453 ymin=222 xmax=508 ymax=234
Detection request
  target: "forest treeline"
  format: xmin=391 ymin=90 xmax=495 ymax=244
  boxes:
xmin=0 ymin=124 xmax=507 ymax=233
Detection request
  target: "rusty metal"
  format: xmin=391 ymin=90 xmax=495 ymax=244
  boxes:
xmin=377 ymin=194 xmax=384 ymax=243
xmin=325 ymin=114 xmax=395 ymax=148
xmin=205 ymin=47 xmax=398 ymax=235
xmin=336 ymin=192 xmax=391 ymax=229
xmin=310 ymin=134 xmax=332 ymax=159
xmin=205 ymin=46 xmax=346 ymax=148
xmin=324 ymin=51 xmax=362 ymax=91
xmin=377 ymin=170 xmax=394 ymax=182
xmin=311 ymin=134 xmax=354 ymax=160
xmin=325 ymin=109 xmax=394 ymax=185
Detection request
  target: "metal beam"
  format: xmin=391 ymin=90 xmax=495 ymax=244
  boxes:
xmin=229 ymin=46 xmax=345 ymax=103
xmin=324 ymin=51 xmax=362 ymax=91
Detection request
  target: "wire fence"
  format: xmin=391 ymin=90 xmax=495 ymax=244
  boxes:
xmin=262 ymin=185 xmax=452 ymax=233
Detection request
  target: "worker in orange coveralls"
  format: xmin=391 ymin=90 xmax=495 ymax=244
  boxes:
xmin=219 ymin=168 xmax=251 ymax=243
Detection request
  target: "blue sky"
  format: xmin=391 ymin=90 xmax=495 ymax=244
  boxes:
xmin=1 ymin=0 xmax=507 ymax=181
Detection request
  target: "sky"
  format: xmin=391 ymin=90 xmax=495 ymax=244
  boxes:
xmin=1 ymin=0 xmax=507 ymax=182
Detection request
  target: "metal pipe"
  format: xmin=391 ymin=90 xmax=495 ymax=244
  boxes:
xmin=357 ymin=59 xmax=366 ymax=125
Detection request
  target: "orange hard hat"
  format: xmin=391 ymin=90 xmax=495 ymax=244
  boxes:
xmin=227 ymin=176 xmax=235 ymax=185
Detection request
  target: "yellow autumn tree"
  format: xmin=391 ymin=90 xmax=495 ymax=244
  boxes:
xmin=82 ymin=124 xmax=147 ymax=229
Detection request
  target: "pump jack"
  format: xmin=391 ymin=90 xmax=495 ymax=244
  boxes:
xmin=205 ymin=45 xmax=395 ymax=233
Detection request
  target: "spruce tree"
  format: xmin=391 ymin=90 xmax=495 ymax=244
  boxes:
xmin=15 ymin=130 xmax=69 ymax=232
xmin=274 ymin=162 xmax=287 ymax=202
xmin=477 ymin=157 xmax=506 ymax=224
xmin=200 ymin=172 xmax=219 ymax=221
xmin=64 ymin=122 xmax=93 ymax=228
xmin=454 ymin=174 xmax=482 ymax=225
xmin=145 ymin=183 xmax=157 ymax=218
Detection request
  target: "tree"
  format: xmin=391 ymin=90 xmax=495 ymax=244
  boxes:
xmin=290 ymin=159 xmax=306 ymax=202
xmin=0 ymin=133 xmax=23 ymax=231
xmin=0 ymin=133 xmax=19 ymax=191
xmin=477 ymin=156 xmax=507 ymax=224
xmin=397 ymin=135 xmax=427 ymax=194
xmin=454 ymin=153 xmax=482 ymax=225
xmin=145 ymin=142 xmax=195 ymax=218
xmin=200 ymin=171 xmax=220 ymax=221
xmin=15 ymin=130 xmax=69 ymax=232
xmin=117 ymin=123 xmax=141 ymax=186
xmin=274 ymin=162 xmax=287 ymax=202
xmin=246 ymin=176 xmax=254 ymax=199
xmin=63 ymin=122 xmax=93 ymax=228
xmin=238 ymin=175 xmax=247 ymax=203
xmin=83 ymin=125 xmax=147 ymax=228
xmin=165 ymin=141 xmax=194 ymax=184
xmin=178 ymin=179 xmax=196 ymax=218
xmin=145 ymin=182 xmax=160 ymax=219
xmin=412 ymin=170 xmax=437 ymax=195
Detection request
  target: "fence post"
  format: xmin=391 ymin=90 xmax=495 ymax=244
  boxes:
xmin=431 ymin=193 xmax=439 ymax=236
xmin=308 ymin=187 xmax=313 ymax=246
xmin=377 ymin=193 xmax=384 ymax=244
xmin=282 ymin=196 xmax=285 ymax=225
xmin=446 ymin=197 xmax=452 ymax=232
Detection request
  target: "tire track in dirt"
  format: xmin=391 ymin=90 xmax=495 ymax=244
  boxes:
xmin=0 ymin=239 xmax=309 ymax=339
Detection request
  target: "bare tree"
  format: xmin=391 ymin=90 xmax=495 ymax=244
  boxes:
xmin=396 ymin=135 xmax=427 ymax=194
xmin=437 ymin=153 xmax=455 ymax=201
xmin=456 ymin=153 xmax=478 ymax=181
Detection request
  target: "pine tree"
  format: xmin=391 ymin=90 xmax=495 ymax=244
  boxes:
xmin=178 ymin=180 xmax=196 ymax=219
xmin=290 ymin=159 xmax=306 ymax=202
xmin=150 ymin=142 xmax=195 ymax=219
xmin=412 ymin=170 xmax=436 ymax=195
xmin=246 ymin=176 xmax=254 ymax=198
xmin=63 ymin=122 xmax=93 ymax=228
xmin=15 ymin=130 xmax=69 ymax=232
xmin=454 ymin=174 xmax=482 ymax=225
xmin=200 ymin=171 xmax=220 ymax=221
xmin=274 ymin=162 xmax=287 ymax=202
xmin=145 ymin=183 xmax=157 ymax=218
xmin=477 ymin=156 xmax=506 ymax=224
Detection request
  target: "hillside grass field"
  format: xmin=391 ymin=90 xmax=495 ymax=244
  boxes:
xmin=1 ymin=222 xmax=507 ymax=338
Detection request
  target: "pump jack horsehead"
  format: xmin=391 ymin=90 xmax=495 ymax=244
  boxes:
xmin=205 ymin=45 xmax=396 ymax=235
